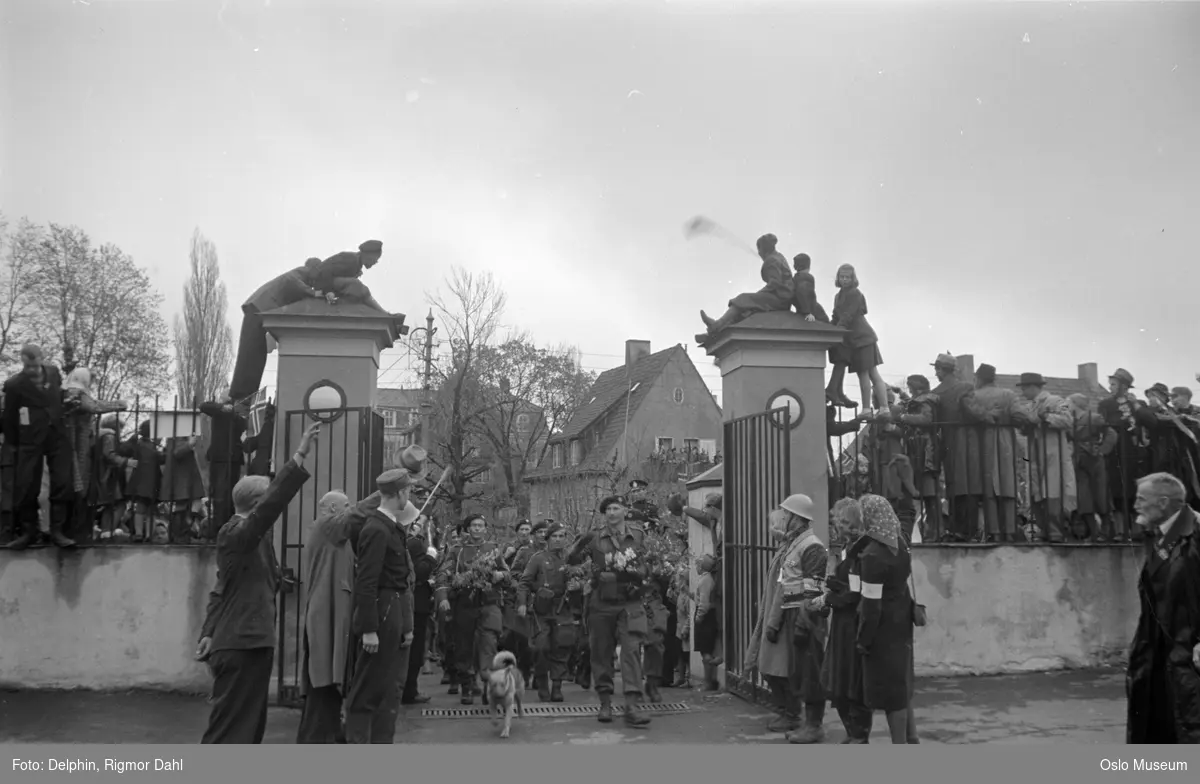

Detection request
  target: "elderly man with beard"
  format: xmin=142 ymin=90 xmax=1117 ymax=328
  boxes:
xmin=436 ymin=513 xmax=509 ymax=705
xmin=196 ymin=423 xmax=321 ymax=744
xmin=1125 ymin=472 xmax=1200 ymax=744
xmin=517 ymin=522 xmax=576 ymax=703
xmin=296 ymin=490 xmax=353 ymax=744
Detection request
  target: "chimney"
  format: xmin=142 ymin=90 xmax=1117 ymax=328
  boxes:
xmin=625 ymin=340 xmax=651 ymax=367
xmin=1078 ymin=362 xmax=1099 ymax=390
xmin=955 ymin=354 xmax=976 ymax=384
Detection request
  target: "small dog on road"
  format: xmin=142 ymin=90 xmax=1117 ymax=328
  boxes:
xmin=488 ymin=650 xmax=524 ymax=738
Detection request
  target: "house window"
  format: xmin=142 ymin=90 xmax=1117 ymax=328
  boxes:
xmin=552 ymin=444 xmax=563 ymax=469
xmin=673 ymin=387 xmax=685 ymax=404
xmin=516 ymin=413 xmax=530 ymax=431
xmin=684 ymin=438 xmax=700 ymax=456
xmin=592 ymin=428 xmax=602 ymax=447
xmin=656 ymin=437 xmax=674 ymax=453
xmin=477 ymin=468 xmax=492 ymax=484
xmin=406 ymin=409 xmax=419 ymax=426
xmin=699 ymin=439 xmax=717 ymax=459
xmin=382 ymin=409 xmax=400 ymax=428
xmin=570 ymin=439 xmax=583 ymax=466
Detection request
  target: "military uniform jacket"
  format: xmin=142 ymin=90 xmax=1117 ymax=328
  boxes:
xmin=518 ymin=549 xmax=572 ymax=619
xmin=434 ymin=539 xmax=506 ymax=606
xmin=568 ymin=522 xmax=648 ymax=605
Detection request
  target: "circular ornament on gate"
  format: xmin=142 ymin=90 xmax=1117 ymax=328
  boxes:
xmin=304 ymin=379 xmax=347 ymax=423
xmin=766 ymin=390 xmax=804 ymax=430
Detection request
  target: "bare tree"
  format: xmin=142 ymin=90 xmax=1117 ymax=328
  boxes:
xmin=0 ymin=213 xmax=37 ymax=369
xmin=22 ymin=222 xmax=171 ymax=399
xmin=425 ymin=267 xmax=507 ymax=520
xmin=173 ymin=228 xmax=234 ymax=406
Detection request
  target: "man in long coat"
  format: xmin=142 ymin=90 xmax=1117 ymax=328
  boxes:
xmin=228 ymin=259 xmax=324 ymax=403
xmin=929 ymin=354 xmax=979 ymax=542
xmin=296 ymin=491 xmax=353 ymax=744
xmin=2 ymin=344 xmax=75 ymax=549
xmin=1013 ymin=373 xmax=1076 ymax=542
xmin=1098 ymin=368 xmax=1150 ymax=541
xmin=1125 ymin=472 xmax=1200 ymax=743
xmin=199 ymin=398 xmax=247 ymax=539
xmin=962 ymin=364 xmax=1022 ymax=542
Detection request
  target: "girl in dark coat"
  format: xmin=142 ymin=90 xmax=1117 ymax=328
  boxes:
xmin=122 ymin=421 xmax=165 ymax=543
xmin=93 ymin=414 xmax=134 ymax=540
xmin=822 ymin=498 xmax=870 ymax=743
xmin=854 ymin=494 xmax=918 ymax=743
xmin=826 ymin=264 xmax=888 ymax=412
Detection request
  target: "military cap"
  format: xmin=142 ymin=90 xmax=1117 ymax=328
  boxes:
xmin=515 ymin=518 xmax=532 ymax=531
xmin=463 ymin=513 xmax=486 ymax=527
xmin=376 ymin=468 xmax=414 ymax=495
xmin=359 ymin=239 xmax=383 ymax=255
xmin=598 ymin=495 xmax=624 ymax=514
xmin=629 ymin=478 xmax=649 ymax=490
xmin=531 ymin=520 xmax=549 ymax=535
xmin=545 ymin=522 xmax=565 ymax=538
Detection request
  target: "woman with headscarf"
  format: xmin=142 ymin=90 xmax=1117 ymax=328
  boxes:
xmin=743 ymin=507 xmax=802 ymax=734
xmin=61 ymin=367 xmax=127 ymax=542
xmin=826 ymin=264 xmax=888 ymax=412
xmin=822 ymin=498 xmax=870 ymax=743
xmin=853 ymin=494 xmax=919 ymax=743
xmin=93 ymin=413 xmax=134 ymax=540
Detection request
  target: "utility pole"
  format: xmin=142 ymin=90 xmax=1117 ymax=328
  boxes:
xmin=419 ymin=310 xmax=436 ymax=454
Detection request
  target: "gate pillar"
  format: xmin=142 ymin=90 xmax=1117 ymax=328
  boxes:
xmin=701 ymin=311 xmax=846 ymax=545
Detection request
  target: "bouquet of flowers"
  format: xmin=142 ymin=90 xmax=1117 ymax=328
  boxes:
xmin=643 ymin=530 xmax=684 ymax=581
xmin=452 ymin=550 xmax=509 ymax=600
xmin=604 ymin=546 xmax=644 ymax=577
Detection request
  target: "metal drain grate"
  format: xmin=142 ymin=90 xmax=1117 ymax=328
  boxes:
xmin=421 ymin=701 xmax=697 ymax=720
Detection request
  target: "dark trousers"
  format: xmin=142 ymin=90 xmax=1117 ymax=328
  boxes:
xmin=835 ymin=698 xmax=873 ymax=740
xmin=345 ymin=590 xmax=409 ymax=744
xmin=452 ymin=602 xmax=501 ymax=685
xmin=13 ymin=441 xmax=72 ymax=533
xmin=642 ymin=597 xmax=668 ymax=681
xmin=207 ymin=462 xmax=239 ymax=537
xmin=402 ymin=613 xmax=431 ymax=700
xmin=229 ymin=308 xmax=268 ymax=403
xmin=589 ymin=599 xmax=647 ymax=697
xmin=296 ymin=685 xmax=345 ymax=744
xmin=201 ymin=648 xmax=275 ymax=744
xmin=532 ymin=616 xmax=575 ymax=682
xmin=663 ymin=606 xmax=682 ymax=680
xmin=948 ymin=495 xmax=979 ymax=539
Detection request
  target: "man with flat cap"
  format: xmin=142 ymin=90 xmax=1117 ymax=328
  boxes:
xmin=343 ymin=467 xmax=418 ymax=744
xmin=228 ymin=258 xmax=325 ymax=404
xmin=314 ymin=240 xmax=388 ymax=313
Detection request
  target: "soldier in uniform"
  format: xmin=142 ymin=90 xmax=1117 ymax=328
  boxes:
xmin=625 ymin=478 xmax=661 ymax=531
xmin=502 ymin=518 xmax=536 ymax=689
xmin=343 ymin=468 xmax=417 ymax=744
xmin=639 ymin=511 xmax=681 ymax=703
xmin=517 ymin=522 xmax=576 ymax=702
xmin=435 ymin=514 xmax=508 ymax=705
xmin=567 ymin=496 xmax=652 ymax=727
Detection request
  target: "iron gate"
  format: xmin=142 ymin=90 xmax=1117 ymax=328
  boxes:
xmin=722 ymin=406 xmax=791 ymax=702
xmin=275 ymin=406 xmax=385 ymax=707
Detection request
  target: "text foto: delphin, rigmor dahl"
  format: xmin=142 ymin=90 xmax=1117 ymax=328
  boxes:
xmin=12 ymin=758 xmax=184 ymax=773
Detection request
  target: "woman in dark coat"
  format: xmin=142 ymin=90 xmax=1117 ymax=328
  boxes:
xmin=854 ymin=494 xmax=918 ymax=744
xmin=122 ymin=420 xmax=165 ymax=543
xmin=826 ymin=264 xmax=887 ymax=412
xmin=699 ymin=234 xmax=794 ymax=336
xmin=161 ymin=433 xmax=203 ymax=543
xmin=93 ymin=414 xmax=134 ymax=539
xmin=822 ymin=498 xmax=869 ymax=743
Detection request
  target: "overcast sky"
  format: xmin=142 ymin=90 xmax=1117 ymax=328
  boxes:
xmin=3 ymin=0 xmax=1198 ymax=404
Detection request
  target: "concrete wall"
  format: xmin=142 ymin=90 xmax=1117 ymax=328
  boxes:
xmin=912 ymin=544 xmax=1139 ymax=675
xmin=0 ymin=547 xmax=217 ymax=691
xmin=0 ymin=541 xmax=1141 ymax=691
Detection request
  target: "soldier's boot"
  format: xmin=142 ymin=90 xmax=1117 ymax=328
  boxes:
xmin=786 ymin=702 xmax=827 ymax=745
xmin=577 ymin=657 xmax=592 ymax=690
xmin=644 ymin=675 xmax=663 ymax=704
xmin=597 ymin=693 xmax=614 ymax=724
xmin=623 ymin=694 xmax=651 ymax=728
xmin=6 ymin=519 xmax=34 ymax=551
xmin=49 ymin=517 xmax=75 ymax=549
xmin=448 ymin=683 xmax=459 ymax=695
xmin=550 ymin=681 xmax=564 ymax=703
xmin=537 ymin=674 xmax=551 ymax=703
xmin=459 ymin=680 xmax=474 ymax=705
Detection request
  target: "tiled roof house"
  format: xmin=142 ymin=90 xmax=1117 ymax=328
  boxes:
xmin=525 ymin=340 xmax=722 ymax=525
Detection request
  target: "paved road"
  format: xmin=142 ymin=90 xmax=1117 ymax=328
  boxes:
xmin=0 ymin=668 xmax=1126 ymax=745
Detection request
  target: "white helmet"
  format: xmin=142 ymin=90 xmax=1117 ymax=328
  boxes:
xmin=779 ymin=494 xmax=814 ymax=521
